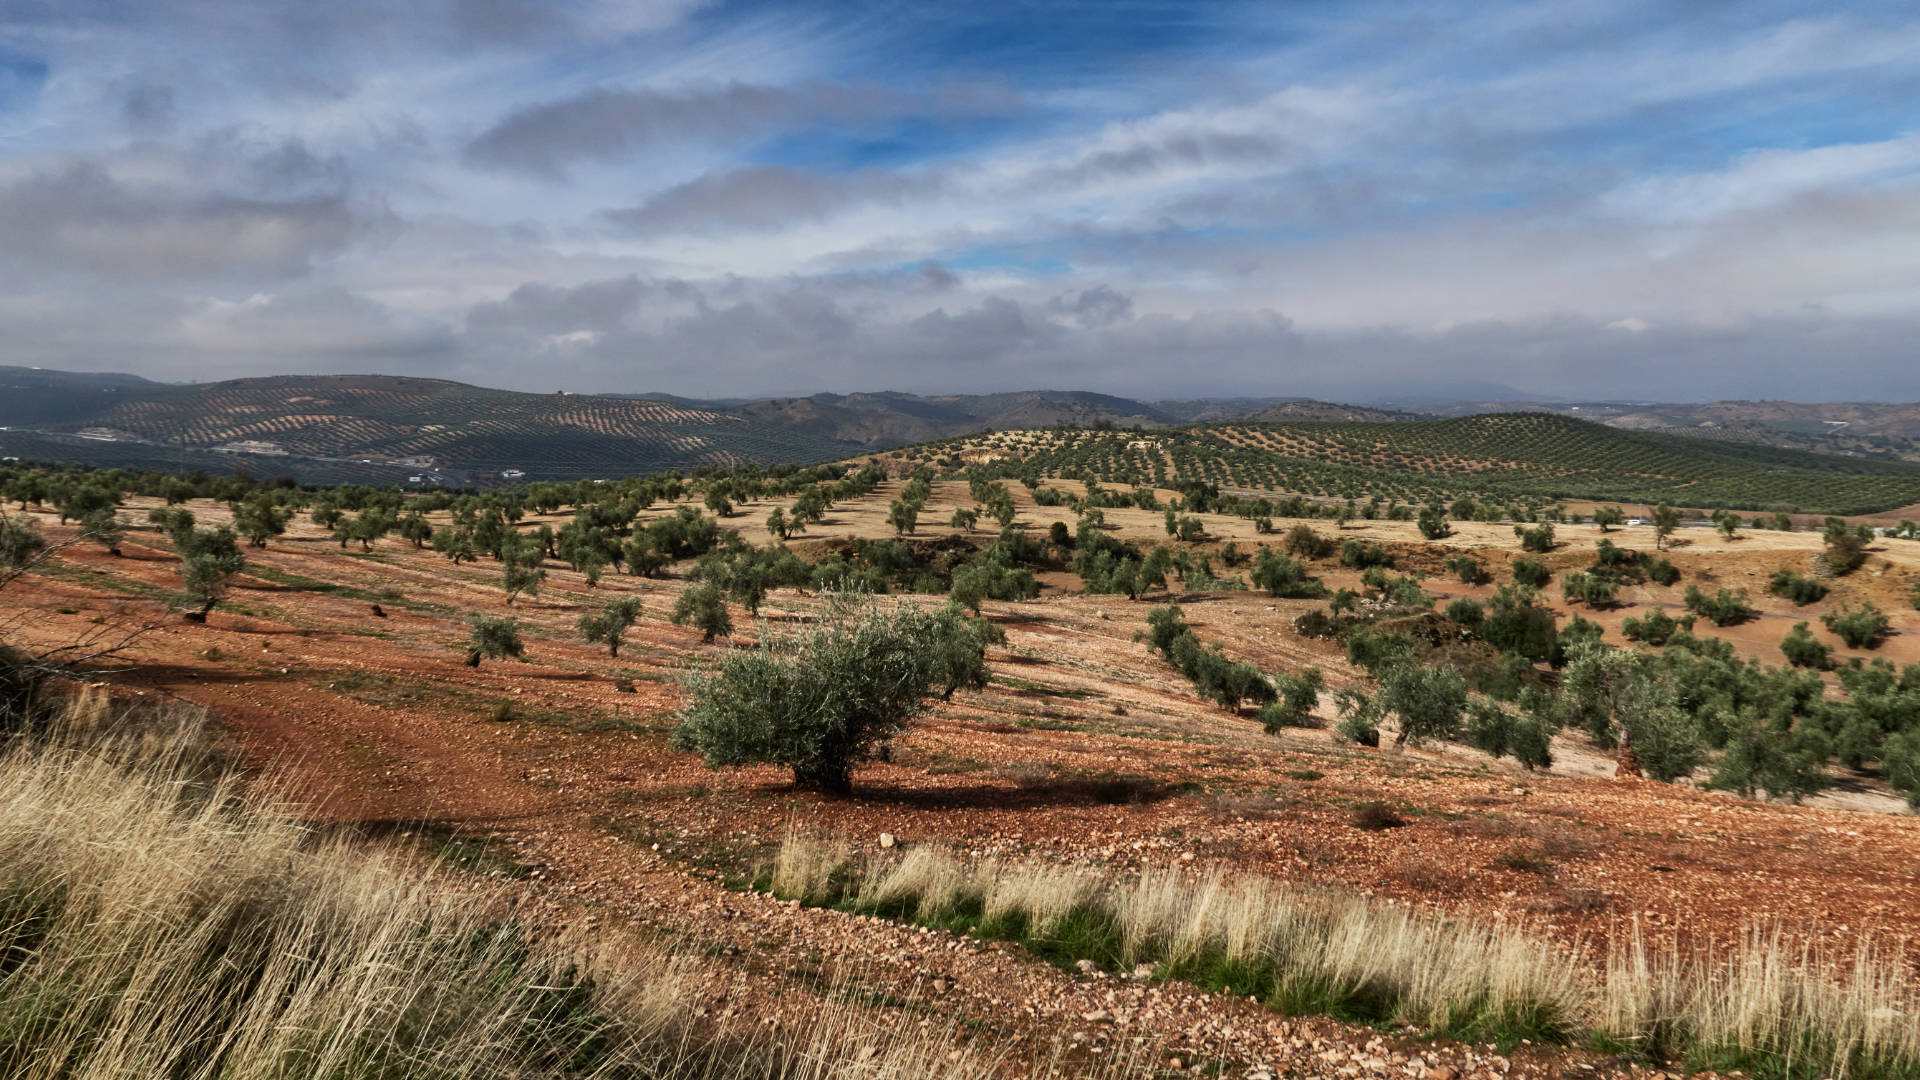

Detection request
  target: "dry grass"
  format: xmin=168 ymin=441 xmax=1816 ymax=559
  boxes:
xmin=772 ymin=834 xmax=1920 ymax=1077
xmin=772 ymin=834 xmax=1587 ymax=1042
xmin=1602 ymin=924 xmax=1920 ymax=1077
xmin=0 ymin=691 xmax=1129 ymax=1080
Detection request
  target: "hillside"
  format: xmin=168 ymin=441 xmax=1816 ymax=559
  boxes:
xmin=1423 ymin=399 xmax=1920 ymax=461
xmin=910 ymin=412 xmax=1920 ymax=514
xmin=0 ymin=369 xmax=853 ymax=483
xmin=6 ymin=472 xmax=1920 ymax=1079
xmin=0 ymin=368 xmax=1421 ymax=478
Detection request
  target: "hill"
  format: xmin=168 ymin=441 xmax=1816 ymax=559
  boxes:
xmin=911 ymin=412 xmax=1920 ymax=514
xmin=1422 ymin=399 xmax=1920 ymax=461
xmin=0 ymin=369 xmax=854 ymax=484
xmin=0 ymin=369 xmax=1413 ymax=480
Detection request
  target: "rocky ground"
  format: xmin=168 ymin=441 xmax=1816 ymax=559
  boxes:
xmin=6 ymin=481 xmax=1920 ymax=1078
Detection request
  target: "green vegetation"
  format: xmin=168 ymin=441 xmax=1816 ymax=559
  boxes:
xmin=1684 ymin=586 xmax=1756 ymax=627
xmin=1560 ymin=571 xmax=1616 ymax=608
xmin=1513 ymin=522 xmax=1555 ymax=553
xmin=0 ymin=511 xmax=46 ymax=568
xmin=671 ymin=598 xmax=991 ymax=793
xmin=464 ymin=616 xmax=524 ymax=667
xmin=1259 ymin=668 xmax=1325 ymax=732
xmin=1250 ymin=546 xmax=1325 ymax=598
xmin=670 ymin=583 xmax=733 ymax=642
xmin=577 ymin=596 xmax=642 ymax=657
xmin=1823 ymin=516 xmax=1876 ymax=576
xmin=1143 ymin=605 xmax=1277 ymax=713
xmin=1769 ymin=567 xmax=1828 ymax=605
xmin=769 ymin=833 xmax=1579 ymax=1045
xmin=1621 ymin=609 xmax=1690 ymax=646
xmin=938 ymin=414 xmax=1920 ymax=514
xmin=174 ymin=525 xmax=245 ymax=622
xmin=1823 ymin=603 xmax=1890 ymax=649
xmin=1 ymin=373 xmax=851 ymax=483
xmin=1780 ymin=622 xmax=1831 ymax=669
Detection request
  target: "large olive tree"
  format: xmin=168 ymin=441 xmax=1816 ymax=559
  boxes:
xmin=671 ymin=599 xmax=990 ymax=794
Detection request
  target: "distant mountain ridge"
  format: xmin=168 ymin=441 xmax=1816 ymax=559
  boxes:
xmin=5 ymin=365 xmax=1918 ymax=483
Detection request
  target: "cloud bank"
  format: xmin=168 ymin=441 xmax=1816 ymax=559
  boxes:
xmin=2 ymin=0 xmax=1919 ymax=402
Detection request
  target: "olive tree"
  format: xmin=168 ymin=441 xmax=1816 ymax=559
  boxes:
xmin=577 ymin=596 xmax=642 ymax=657
xmin=178 ymin=526 xmax=245 ymax=622
xmin=670 ymin=582 xmax=733 ymax=642
xmin=1651 ymin=504 xmax=1682 ymax=550
xmin=79 ymin=509 xmax=124 ymax=556
xmin=1377 ymin=661 xmax=1468 ymax=747
xmin=0 ymin=512 xmax=47 ymax=569
xmin=670 ymin=598 xmax=991 ymax=793
xmin=465 ymin=616 xmax=524 ymax=667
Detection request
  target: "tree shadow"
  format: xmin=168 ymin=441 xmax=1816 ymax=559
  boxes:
xmin=845 ymin=774 xmax=1184 ymax=811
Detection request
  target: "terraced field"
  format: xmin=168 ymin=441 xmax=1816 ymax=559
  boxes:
xmin=0 ymin=373 xmax=851 ymax=481
xmin=917 ymin=414 xmax=1920 ymax=514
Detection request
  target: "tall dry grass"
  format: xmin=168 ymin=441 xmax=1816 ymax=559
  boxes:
xmin=0 ymin=690 xmax=1121 ymax=1079
xmin=773 ymin=833 xmax=1920 ymax=1078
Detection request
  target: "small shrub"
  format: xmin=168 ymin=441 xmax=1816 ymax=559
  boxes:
xmin=1339 ymin=539 xmax=1391 ymax=569
xmin=1282 ymin=525 xmax=1330 ymax=559
xmin=1779 ymin=622 xmax=1831 ymax=669
xmin=1822 ymin=603 xmax=1889 ymax=649
xmin=1823 ymin=517 xmax=1873 ymax=576
xmin=1462 ymin=698 xmax=1555 ymax=769
xmin=1768 ymin=568 xmax=1828 ymax=605
xmin=1345 ymin=626 xmax=1413 ymax=673
xmin=1258 ymin=667 xmax=1324 ymax=732
xmin=1511 ymin=557 xmax=1549 ymax=588
xmin=577 ymin=596 xmax=642 ymax=657
xmin=1444 ymin=596 xmax=1485 ymax=628
xmin=1684 ymin=585 xmax=1755 ymax=627
xmin=1250 ymin=547 xmax=1325 ymax=598
xmin=1621 ymin=609 xmax=1690 ymax=646
xmin=1443 ymin=554 xmax=1483 ymax=584
xmin=1333 ymin=686 xmax=1382 ymax=747
xmin=670 ymin=583 xmax=733 ymax=642
xmin=465 ymin=617 xmax=524 ymax=667
xmin=1513 ymin=523 xmax=1555 ymax=553
xmin=1561 ymin=571 xmax=1616 ymax=608
xmin=1378 ymin=661 xmax=1468 ymax=747
xmin=1639 ymin=556 xmax=1680 ymax=586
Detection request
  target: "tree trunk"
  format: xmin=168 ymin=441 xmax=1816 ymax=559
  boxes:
xmin=1614 ymin=729 xmax=1643 ymax=778
xmin=794 ymin=764 xmax=852 ymax=796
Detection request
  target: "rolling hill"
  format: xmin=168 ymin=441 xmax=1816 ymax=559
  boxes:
xmin=10 ymin=366 xmax=1920 ymax=511
xmin=910 ymin=413 xmax=1920 ymax=515
xmin=0 ymin=369 xmax=1413 ymax=481
xmin=0 ymin=369 xmax=854 ymax=484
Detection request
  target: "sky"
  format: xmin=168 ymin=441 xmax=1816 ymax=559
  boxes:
xmin=2 ymin=0 xmax=1919 ymax=403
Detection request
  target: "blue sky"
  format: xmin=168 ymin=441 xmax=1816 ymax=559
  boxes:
xmin=2 ymin=0 xmax=1919 ymax=401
